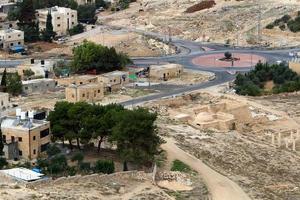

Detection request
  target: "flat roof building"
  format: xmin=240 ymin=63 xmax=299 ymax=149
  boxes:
xmin=56 ymin=75 xmax=98 ymax=86
xmin=1 ymin=109 xmax=51 ymax=160
xmin=17 ymin=59 xmax=54 ymax=79
xmin=22 ymin=79 xmax=57 ymax=95
xmin=37 ymin=6 xmax=78 ymax=36
xmin=98 ymin=71 xmax=129 ymax=92
xmin=0 ymin=28 xmax=24 ymax=50
xmin=65 ymin=83 xmax=104 ymax=103
xmin=149 ymin=64 xmax=183 ymax=81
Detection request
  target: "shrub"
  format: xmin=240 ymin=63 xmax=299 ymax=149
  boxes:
xmin=0 ymin=157 xmax=8 ymax=169
xmin=171 ymin=159 xmax=192 ymax=173
xmin=46 ymin=144 xmax=61 ymax=157
xmin=266 ymin=23 xmax=274 ymax=29
xmin=94 ymin=160 xmax=115 ymax=174
xmin=71 ymin=152 xmax=84 ymax=164
xmin=79 ymin=162 xmax=91 ymax=172
xmin=279 ymin=24 xmax=286 ymax=31
xmin=281 ymin=14 xmax=291 ymax=23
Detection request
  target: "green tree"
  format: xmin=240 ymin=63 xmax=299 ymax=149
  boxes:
xmin=77 ymin=4 xmax=96 ymax=23
xmin=41 ymin=11 xmax=56 ymax=42
xmin=1 ymin=68 xmax=7 ymax=92
xmin=71 ymin=41 xmax=132 ymax=73
xmin=68 ymin=24 xmax=84 ymax=36
xmin=96 ymin=0 xmax=108 ymax=8
xmin=46 ymin=144 xmax=61 ymax=157
xmin=0 ymin=157 xmax=7 ymax=169
xmin=110 ymin=108 xmax=162 ymax=171
xmin=6 ymin=73 xmax=22 ymax=96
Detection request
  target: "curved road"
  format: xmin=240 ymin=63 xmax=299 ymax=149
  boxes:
xmin=162 ymin=138 xmax=251 ymax=200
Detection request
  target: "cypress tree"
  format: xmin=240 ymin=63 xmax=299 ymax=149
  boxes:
xmin=42 ymin=10 xmax=56 ymax=42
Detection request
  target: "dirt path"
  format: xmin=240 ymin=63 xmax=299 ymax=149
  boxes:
xmin=161 ymin=137 xmax=251 ymax=200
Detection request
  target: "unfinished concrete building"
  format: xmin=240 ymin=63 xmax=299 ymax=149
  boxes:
xmin=22 ymin=79 xmax=57 ymax=95
xmin=65 ymin=83 xmax=104 ymax=103
xmin=149 ymin=64 xmax=183 ymax=81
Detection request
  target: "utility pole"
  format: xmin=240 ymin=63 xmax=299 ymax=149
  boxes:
xmin=257 ymin=4 xmax=262 ymax=47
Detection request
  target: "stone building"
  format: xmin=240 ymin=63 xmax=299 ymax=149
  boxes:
xmin=1 ymin=109 xmax=51 ymax=160
xmin=65 ymin=83 xmax=104 ymax=103
xmin=17 ymin=59 xmax=54 ymax=79
xmin=22 ymin=79 xmax=57 ymax=95
xmin=98 ymin=71 xmax=129 ymax=92
xmin=36 ymin=6 xmax=78 ymax=36
xmin=149 ymin=64 xmax=183 ymax=81
xmin=289 ymin=58 xmax=300 ymax=75
xmin=0 ymin=92 xmax=9 ymax=111
xmin=0 ymin=28 xmax=24 ymax=50
xmin=56 ymin=75 xmax=98 ymax=86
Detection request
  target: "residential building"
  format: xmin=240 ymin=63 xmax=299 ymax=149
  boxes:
xmin=65 ymin=83 xmax=104 ymax=103
xmin=0 ymin=92 xmax=9 ymax=111
xmin=1 ymin=109 xmax=51 ymax=160
xmin=75 ymin=0 xmax=95 ymax=5
xmin=289 ymin=58 xmax=300 ymax=75
xmin=22 ymin=79 xmax=57 ymax=95
xmin=98 ymin=71 xmax=129 ymax=92
xmin=149 ymin=64 xmax=183 ymax=81
xmin=17 ymin=59 xmax=54 ymax=79
xmin=0 ymin=0 xmax=17 ymax=13
xmin=0 ymin=28 xmax=24 ymax=50
xmin=56 ymin=75 xmax=98 ymax=86
xmin=36 ymin=6 xmax=78 ymax=36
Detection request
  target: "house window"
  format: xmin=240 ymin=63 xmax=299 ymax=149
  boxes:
xmin=98 ymin=90 xmax=100 ymax=93
xmin=82 ymin=93 xmax=85 ymax=97
xmin=33 ymin=136 xmax=36 ymax=141
xmin=11 ymin=136 xmax=15 ymax=142
xmin=19 ymin=150 xmax=22 ymax=156
xmin=57 ymin=17 xmax=60 ymax=20
xmin=8 ymin=36 xmax=11 ymax=38
xmin=10 ymin=43 xmax=13 ymax=46
xmin=67 ymin=13 xmax=69 ymax=15
xmin=33 ymin=149 xmax=36 ymax=155
xmin=72 ymin=94 xmax=74 ymax=98
xmin=2 ymin=135 xmax=6 ymax=143
xmin=1 ymin=101 xmax=3 ymax=106
xmin=80 ymin=82 xmax=83 ymax=84
xmin=41 ymin=142 xmax=49 ymax=152
xmin=18 ymin=137 xmax=22 ymax=142
xmin=18 ymin=42 xmax=21 ymax=45
xmin=18 ymin=34 xmax=21 ymax=37
xmin=57 ymin=24 xmax=61 ymax=27
xmin=71 ymin=15 xmax=74 ymax=17
xmin=72 ymin=22 xmax=74 ymax=25
xmin=114 ymin=79 xmax=116 ymax=82
xmin=25 ymin=87 xmax=28 ymax=90
xmin=40 ymin=128 xmax=50 ymax=138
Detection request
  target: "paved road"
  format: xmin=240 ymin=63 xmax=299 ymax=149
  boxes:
xmin=162 ymin=138 xmax=252 ymax=200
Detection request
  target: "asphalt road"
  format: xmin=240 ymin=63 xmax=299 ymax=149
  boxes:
xmin=0 ymin=27 xmax=296 ymax=106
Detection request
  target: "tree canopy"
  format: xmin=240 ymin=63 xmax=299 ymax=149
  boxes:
xmin=234 ymin=62 xmax=300 ymax=96
xmin=71 ymin=41 xmax=132 ymax=73
xmin=48 ymin=102 xmax=162 ymax=170
xmin=41 ymin=11 xmax=56 ymax=42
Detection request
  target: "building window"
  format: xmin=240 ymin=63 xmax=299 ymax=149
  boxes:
xmin=71 ymin=15 xmax=74 ymax=17
xmin=18 ymin=34 xmax=21 ymax=37
xmin=18 ymin=42 xmax=21 ymax=45
xmin=33 ymin=149 xmax=36 ymax=155
xmin=8 ymin=36 xmax=11 ymax=38
xmin=18 ymin=137 xmax=22 ymax=142
xmin=57 ymin=24 xmax=61 ymax=27
xmin=33 ymin=136 xmax=36 ymax=140
xmin=72 ymin=22 xmax=74 ymax=25
xmin=67 ymin=13 xmax=69 ymax=15
xmin=11 ymin=136 xmax=15 ymax=142
xmin=1 ymin=101 xmax=3 ymax=106
xmin=41 ymin=143 xmax=49 ymax=152
xmin=98 ymin=90 xmax=100 ymax=93
xmin=19 ymin=150 xmax=22 ymax=156
xmin=10 ymin=43 xmax=13 ymax=46
xmin=82 ymin=93 xmax=85 ymax=97
xmin=114 ymin=79 xmax=116 ymax=82
xmin=80 ymin=82 xmax=83 ymax=84
xmin=57 ymin=17 xmax=60 ymax=19
xmin=2 ymin=135 xmax=6 ymax=143
xmin=40 ymin=128 xmax=50 ymax=138
xmin=72 ymin=94 xmax=74 ymax=98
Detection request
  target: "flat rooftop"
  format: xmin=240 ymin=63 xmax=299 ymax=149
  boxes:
xmin=22 ymin=78 xmax=55 ymax=85
xmin=1 ymin=116 xmax=49 ymax=130
xmin=0 ymin=28 xmax=23 ymax=34
xmin=68 ymin=83 xmax=103 ymax=89
xmin=150 ymin=64 xmax=182 ymax=70
xmin=1 ymin=168 xmax=44 ymax=182
xmin=101 ymin=70 xmax=128 ymax=77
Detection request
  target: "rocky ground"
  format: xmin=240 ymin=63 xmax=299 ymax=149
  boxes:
xmin=151 ymin=91 xmax=300 ymax=200
xmin=100 ymin=0 xmax=300 ymax=47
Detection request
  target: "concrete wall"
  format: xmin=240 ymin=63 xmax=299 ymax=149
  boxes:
xmin=56 ymin=76 xmax=98 ymax=86
xmin=3 ymin=141 xmax=18 ymax=160
xmin=98 ymin=72 xmax=129 ymax=92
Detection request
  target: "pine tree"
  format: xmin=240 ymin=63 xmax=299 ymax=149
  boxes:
xmin=42 ymin=10 xmax=56 ymax=42
xmin=0 ymin=68 xmax=7 ymax=92
xmin=0 ymin=128 xmax=3 ymax=156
